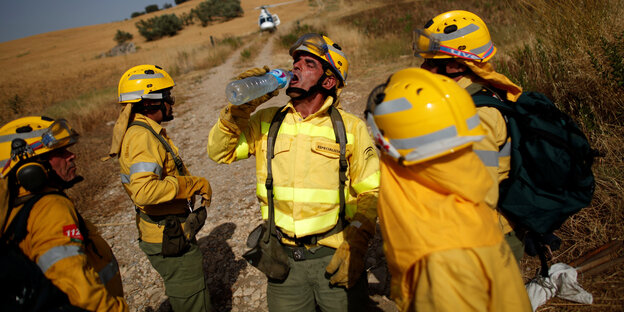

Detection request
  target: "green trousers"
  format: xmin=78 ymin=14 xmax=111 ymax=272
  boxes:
xmin=267 ymin=252 xmax=369 ymax=312
xmin=139 ymin=241 xmax=212 ymax=312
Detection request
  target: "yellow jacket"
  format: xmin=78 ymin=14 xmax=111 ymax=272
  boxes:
xmin=458 ymin=76 xmax=513 ymax=233
xmin=119 ymin=114 xmax=205 ymax=243
xmin=208 ymin=98 xmax=380 ymax=248
xmin=378 ymin=149 xmax=503 ymax=306
xmin=2 ymin=188 xmax=127 ymax=311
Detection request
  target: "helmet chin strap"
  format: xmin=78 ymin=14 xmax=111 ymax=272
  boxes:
xmin=287 ymin=74 xmax=332 ymax=101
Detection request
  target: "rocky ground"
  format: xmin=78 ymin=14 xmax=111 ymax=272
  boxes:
xmin=92 ymin=36 xmax=398 ymax=311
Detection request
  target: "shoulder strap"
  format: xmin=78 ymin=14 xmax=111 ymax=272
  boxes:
xmin=264 ymin=106 xmax=289 ymax=243
xmin=328 ymin=106 xmax=348 ymax=221
xmin=5 ymin=191 xmax=67 ymax=244
xmin=129 ymin=121 xmax=185 ymax=176
xmin=265 ymin=106 xmax=349 ymax=243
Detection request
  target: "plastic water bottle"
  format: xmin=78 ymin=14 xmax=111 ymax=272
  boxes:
xmin=226 ymin=69 xmax=292 ymax=105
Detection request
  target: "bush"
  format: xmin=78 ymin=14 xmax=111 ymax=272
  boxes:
xmin=163 ymin=3 xmax=172 ymax=9
xmin=175 ymin=0 xmax=189 ymax=4
xmin=191 ymin=0 xmax=243 ymax=27
xmin=180 ymin=12 xmax=194 ymax=26
xmin=135 ymin=14 xmax=183 ymax=41
xmin=114 ymin=30 xmax=133 ymax=45
xmin=131 ymin=11 xmax=144 ymax=18
xmin=145 ymin=4 xmax=159 ymax=13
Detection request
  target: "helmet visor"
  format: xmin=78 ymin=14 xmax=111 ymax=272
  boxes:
xmin=413 ymin=28 xmax=487 ymax=61
xmin=412 ymin=29 xmax=440 ymax=56
xmin=41 ymin=119 xmax=78 ymax=149
xmin=289 ymin=33 xmax=328 ymax=57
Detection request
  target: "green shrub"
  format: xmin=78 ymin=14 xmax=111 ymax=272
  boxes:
xmin=191 ymin=0 xmax=243 ymax=27
xmin=180 ymin=12 xmax=194 ymax=26
xmin=135 ymin=14 xmax=183 ymax=41
xmin=114 ymin=30 xmax=133 ymax=45
xmin=145 ymin=4 xmax=159 ymax=13
xmin=175 ymin=0 xmax=189 ymax=4
xmin=131 ymin=12 xmax=144 ymax=18
xmin=163 ymin=3 xmax=173 ymax=9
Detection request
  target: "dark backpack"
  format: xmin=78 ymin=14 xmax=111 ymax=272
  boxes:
xmin=0 ymin=192 xmax=88 ymax=312
xmin=473 ymin=92 xmax=597 ymax=236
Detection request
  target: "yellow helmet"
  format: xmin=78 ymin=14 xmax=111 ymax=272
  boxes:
xmin=289 ymin=33 xmax=349 ymax=87
xmin=365 ymin=68 xmax=485 ymax=166
xmin=118 ymin=64 xmax=175 ymax=104
xmin=413 ymin=10 xmax=496 ymax=62
xmin=0 ymin=116 xmax=79 ymax=190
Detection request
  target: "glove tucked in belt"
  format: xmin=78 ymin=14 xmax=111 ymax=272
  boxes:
xmin=325 ymin=214 xmax=375 ymax=288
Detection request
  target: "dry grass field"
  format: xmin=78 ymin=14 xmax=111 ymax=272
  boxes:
xmin=1 ymin=0 xmax=623 ymax=311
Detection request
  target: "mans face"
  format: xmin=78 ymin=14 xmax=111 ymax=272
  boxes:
xmin=420 ymin=58 xmax=468 ymax=81
xmin=47 ymin=147 xmax=77 ymax=182
xmin=286 ymin=53 xmax=326 ymax=99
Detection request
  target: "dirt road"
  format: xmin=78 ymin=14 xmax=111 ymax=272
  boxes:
xmin=93 ymin=35 xmax=396 ymax=311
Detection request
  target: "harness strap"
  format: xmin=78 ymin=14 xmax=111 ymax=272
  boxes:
xmin=266 ymin=105 xmax=348 ymax=246
xmin=129 ymin=121 xmax=185 ymax=176
xmin=265 ymin=107 xmax=289 ymax=244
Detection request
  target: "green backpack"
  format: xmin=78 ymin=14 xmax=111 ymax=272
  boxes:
xmin=473 ymin=91 xmax=597 ymax=236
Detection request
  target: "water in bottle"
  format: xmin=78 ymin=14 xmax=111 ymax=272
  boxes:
xmin=226 ymin=69 xmax=292 ymax=106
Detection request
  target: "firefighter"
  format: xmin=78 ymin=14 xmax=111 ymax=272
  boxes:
xmin=208 ymin=34 xmax=380 ymax=311
xmin=366 ymin=68 xmax=531 ymax=311
xmin=0 ymin=116 xmax=127 ymax=311
xmin=108 ymin=65 xmax=212 ymax=311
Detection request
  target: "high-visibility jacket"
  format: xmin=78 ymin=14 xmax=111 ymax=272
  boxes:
xmin=119 ymin=114 xmax=200 ymax=243
xmin=458 ymin=77 xmax=513 ymax=234
xmin=378 ymin=149 xmax=504 ymax=308
xmin=2 ymin=187 xmax=127 ymax=312
xmin=208 ymin=98 xmax=380 ymax=248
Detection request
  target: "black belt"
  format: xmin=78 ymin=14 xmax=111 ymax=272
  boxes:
xmin=137 ymin=210 xmax=189 ymax=224
xmin=282 ymin=245 xmax=335 ymax=261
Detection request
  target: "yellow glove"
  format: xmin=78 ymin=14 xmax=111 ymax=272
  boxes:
xmin=175 ymin=176 xmax=212 ymax=206
xmin=220 ymin=66 xmax=280 ymax=133
xmin=234 ymin=65 xmax=280 ymax=107
xmin=325 ymin=215 xmax=375 ymax=288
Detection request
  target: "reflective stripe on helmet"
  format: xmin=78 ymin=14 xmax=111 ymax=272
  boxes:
xmin=129 ymin=73 xmax=165 ymax=80
xmin=0 ymin=129 xmax=47 ymax=143
xmin=373 ymin=97 xmax=413 ymax=116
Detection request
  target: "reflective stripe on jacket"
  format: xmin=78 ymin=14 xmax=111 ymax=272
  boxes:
xmin=208 ymin=97 xmax=379 ymax=248
xmin=377 ymin=149 xmax=503 ymax=308
xmin=119 ymin=114 xmax=190 ymax=216
xmin=3 ymin=189 xmax=127 ymax=311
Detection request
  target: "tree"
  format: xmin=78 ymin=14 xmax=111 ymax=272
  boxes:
xmin=131 ymin=12 xmax=144 ymax=18
xmin=145 ymin=4 xmax=159 ymax=13
xmin=175 ymin=0 xmax=189 ymax=4
xmin=114 ymin=30 xmax=133 ymax=45
xmin=191 ymin=0 xmax=243 ymax=27
xmin=163 ymin=3 xmax=173 ymax=9
xmin=136 ymin=14 xmax=183 ymax=41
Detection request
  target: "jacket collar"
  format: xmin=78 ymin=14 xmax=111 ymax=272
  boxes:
xmin=284 ymin=95 xmax=337 ymax=120
xmin=133 ymin=113 xmax=165 ymax=135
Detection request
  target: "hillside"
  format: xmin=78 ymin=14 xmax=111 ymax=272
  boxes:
xmin=2 ymin=0 xmax=623 ymax=311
